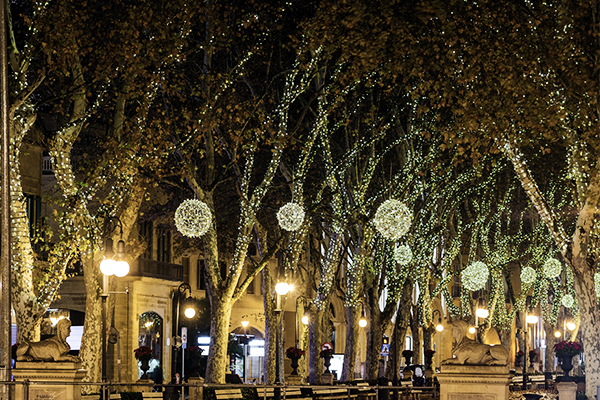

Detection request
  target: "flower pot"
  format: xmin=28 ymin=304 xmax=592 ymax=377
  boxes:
xmin=139 ymin=358 xmax=151 ymax=380
xmin=323 ymin=357 xmax=332 ymax=373
xmin=424 ymin=355 xmax=433 ymax=370
xmin=558 ymin=355 xmax=574 ymax=381
xmin=290 ymin=357 xmax=300 ymax=375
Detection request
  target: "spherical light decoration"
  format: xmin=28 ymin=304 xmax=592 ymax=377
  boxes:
xmin=394 ymin=244 xmax=413 ymax=265
xmin=276 ymin=202 xmax=305 ymax=231
xmin=175 ymin=199 xmax=212 ymax=237
xmin=184 ymin=307 xmax=196 ymax=319
xmin=595 ymin=272 xmax=600 ymax=297
xmin=359 ymin=318 xmax=368 ymax=328
xmin=100 ymin=258 xmax=116 ymax=276
xmin=520 ymin=266 xmax=536 ymax=285
xmin=543 ymin=258 xmax=562 ymax=279
xmin=373 ymin=199 xmax=412 ymax=240
xmin=461 ymin=261 xmax=489 ymax=292
xmin=561 ymin=294 xmax=575 ymax=309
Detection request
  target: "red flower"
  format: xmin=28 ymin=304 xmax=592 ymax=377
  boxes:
xmin=402 ymin=350 xmax=414 ymax=358
xmin=424 ymin=349 xmax=436 ymax=357
xmin=553 ymin=341 xmax=583 ymax=357
xmin=134 ymin=346 xmax=153 ymax=360
xmin=320 ymin=349 xmax=334 ymax=359
xmin=286 ymin=346 xmax=305 ymax=359
xmin=516 ymin=351 xmax=524 ymax=357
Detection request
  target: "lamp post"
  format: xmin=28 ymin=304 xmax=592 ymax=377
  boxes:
xmin=522 ymin=312 xmax=539 ymax=390
xmin=274 ymin=281 xmax=290 ymax=400
xmin=432 ymin=310 xmax=444 ymax=333
xmin=99 ymin=218 xmax=130 ymax=400
xmin=172 ymin=282 xmax=194 ymax=383
xmin=241 ymin=320 xmax=249 ymax=382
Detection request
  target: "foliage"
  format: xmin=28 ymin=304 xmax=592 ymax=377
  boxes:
xmin=553 ymin=341 xmax=583 ymax=358
xmin=424 ymin=349 xmax=435 ymax=357
xmin=320 ymin=349 xmax=334 ymax=359
xmin=286 ymin=346 xmax=305 ymax=359
xmin=133 ymin=346 xmax=152 ymax=361
xmin=401 ymin=350 xmax=414 ymax=358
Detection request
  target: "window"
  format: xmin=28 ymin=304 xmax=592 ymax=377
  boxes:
xmin=139 ymin=221 xmax=153 ymax=259
xmin=157 ymin=231 xmax=171 ymax=263
xmin=182 ymin=257 xmax=190 ymax=284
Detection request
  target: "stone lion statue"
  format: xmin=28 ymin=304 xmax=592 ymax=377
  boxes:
xmin=442 ymin=320 xmax=508 ymax=365
xmin=16 ymin=318 xmax=81 ymax=362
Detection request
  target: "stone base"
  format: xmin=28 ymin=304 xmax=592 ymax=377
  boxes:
xmin=188 ymin=377 xmax=204 ymax=400
xmin=437 ymin=364 xmax=511 ymax=400
xmin=286 ymin=374 xmax=303 ymax=385
xmin=13 ymin=362 xmax=87 ymax=400
xmin=556 ymin=381 xmax=577 ymax=400
xmin=321 ymin=372 xmax=333 ymax=385
xmin=135 ymin=378 xmax=155 ymax=392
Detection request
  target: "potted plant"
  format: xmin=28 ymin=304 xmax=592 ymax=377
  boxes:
xmin=529 ymin=349 xmax=538 ymax=369
xmin=424 ymin=349 xmax=435 ymax=370
xmin=553 ymin=340 xmax=583 ymax=381
xmin=134 ymin=345 xmax=153 ymax=380
xmin=401 ymin=350 xmax=414 ymax=366
xmin=320 ymin=348 xmax=334 ymax=373
xmin=187 ymin=346 xmax=204 ymax=377
xmin=286 ymin=346 xmax=305 ymax=375
xmin=515 ymin=350 xmax=524 ymax=367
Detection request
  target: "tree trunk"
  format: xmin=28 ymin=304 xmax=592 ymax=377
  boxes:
xmin=308 ymin=306 xmax=324 ymax=384
xmin=296 ymin=297 xmax=308 ymax=381
xmin=79 ymin=256 xmax=102 ymax=392
xmin=364 ymin=302 xmax=383 ymax=380
xmin=205 ymin=297 xmax=233 ymax=383
xmin=341 ymin=306 xmax=360 ymax=381
xmin=262 ymin=267 xmax=277 ymax=384
xmin=543 ymin=321 xmax=555 ymax=373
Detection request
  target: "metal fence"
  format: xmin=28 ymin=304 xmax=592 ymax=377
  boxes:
xmin=2 ymin=381 xmax=439 ymax=400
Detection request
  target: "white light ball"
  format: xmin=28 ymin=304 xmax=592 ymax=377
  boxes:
xmin=520 ymin=266 xmax=536 ymax=285
xmin=461 ymin=261 xmax=489 ymax=292
xmin=100 ymin=258 xmax=117 ymax=276
xmin=561 ymin=294 xmax=575 ymax=309
xmin=114 ymin=260 xmax=130 ymax=277
xmin=175 ymin=199 xmax=212 ymax=237
xmin=184 ymin=307 xmax=196 ymax=318
xmin=373 ymin=200 xmax=412 ymax=240
xmin=275 ymin=282 xmax=290 ymax=295
xmin=277 ymin=202 xmax=305 ymax=231
xmin=394 ymin=244 xmax=413 ymax=265
xmin=543 ymin=258 xmax=562 ymax=279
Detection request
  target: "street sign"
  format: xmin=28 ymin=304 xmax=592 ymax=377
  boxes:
xmin=380 ymin=344 xmax=390 ymax=356
xmin=182 ymin=327 xmax=188 ymax=349
xmin=321 ymin=342 xmax=333 ymax=351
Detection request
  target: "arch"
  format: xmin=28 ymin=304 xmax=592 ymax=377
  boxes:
xmin=139 ymin=311 xmax=163 ymax=383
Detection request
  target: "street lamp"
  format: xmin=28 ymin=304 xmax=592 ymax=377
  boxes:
xmin=432 ymin=310 xmax=444 ymax=332
xmin=100 ymin=217 xmax=130 ymax=400
xmin=359 ymin=318 xmax=368 ymax=328
xmin=172 ymin=283 xmax=194 ymax=383
xmin=275 ymin=281 xmax=290 ymax=400
xmin=241 ymin=321 xmax=249 ymax=382
xmin=521 ymin=311 xmax=539 ymax=391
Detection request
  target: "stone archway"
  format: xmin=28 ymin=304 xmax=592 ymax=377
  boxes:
xmin=139 ymin=311 xmax=163 ymax=383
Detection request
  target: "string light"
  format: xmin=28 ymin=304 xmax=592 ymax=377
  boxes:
xmin=461 ymin=261 xmax=489 ymax=292
xmin=372 ymin=199 xmax=412 ymax=240
xmin=543 ymin=258 xmax=562 ymax=279
xmin=174 ymin=199 xmax=212 ymax=237
xmin=520 ymin=266 xmax=536 ymax=286
xmin=562 ymin=294 xmax=575 ymax=308
xmin=394 ymin=244 xmax=413 ymax=265
xmin=276 ymin=202 xmax=305 ymax=232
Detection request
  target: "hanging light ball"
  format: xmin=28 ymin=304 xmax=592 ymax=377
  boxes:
xmin=277 ymin=202 xmax=305 ymax=231
xmin=394 ymin=244 xmax=413 ymax=265
xmin=561 ymin=294 xmax=575 ymax=309
xmin=373 ymin=199 xmax=412 ymax=240
xmin=595 ymin=272 xmax=600 ymax=297
xmin=461 ymin=261 xmax=489 ymax=292
xmin=175 ymin=199 xmax=212 ymax=237
xmin=520 ymin=266 xmax=537 ymax=286
xmin=543 ymin=258 xmax=562 ymax=279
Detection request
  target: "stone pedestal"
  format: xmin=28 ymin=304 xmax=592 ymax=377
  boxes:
xmin=437 ymin=364 xmax=511 ymax=400
xmin=188 ymin=376 xmax=204 ymax=400
xmin=12 ymin=362 xmax=87 ymax=400
xmin=136 ymin=378 xmax=154 ymax=392
xmin=556 ymin=381 xmax=577 ymax=400
xmin=286 ymin=374 xmax=303 ymax=385
xmin=321 ymin=372 xmax=333 ymax=384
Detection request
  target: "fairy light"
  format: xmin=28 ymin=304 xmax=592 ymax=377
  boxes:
xmin=461 ymin=261 xmax=489 ymax=292
xmin=394 ymin=244 xmax=413 ymax=265
xmin=174 ymin=199 xmax=212 ymax=237
xmin=543 ymin=258 xmax=562 ymax=279
xmin=276 ymin=202 xmax=305 ymax=232
xmin=562 ymin=294 xmax=575 ymax=308
xmin=520 ymin=266 xmax=537 ymax=286
xmin=372 ymin=199 xmax=412 ymax=240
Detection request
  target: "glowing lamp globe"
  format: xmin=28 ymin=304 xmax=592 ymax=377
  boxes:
xmin=526 ymin=315 xmax=539 ymax=324
xmin=241 ymin=321 xmax=250 ymax=328
xmin=277 ymin=202 xmax=305 ymax=231
xmin=359 ymin=318 xmax=368 ymax=328
xmin=554 ymin=331 xmax=561 ymax=338
xmin=100 ymin=258 xmax=117 ymax=276
xmin=175 ymin=199 xmax=212 ymax=237
xmin=373 ymin=200 xmax=412 ymax=240
xmin=436 ymin=323 xmax=444 ymax=332
xmin=566 ymin=322 xmax=576 ymax=331
xmin=275 ymin=282 xmax=290 ymax=295
xmin=184 ymin=307 xmax=196 ymax=319
xmin=114 ymin=260 xmax=130 ymax=277
xmin=468 ymin=327 xmax=476 ymax=334
xmin=301 ymin=315 xmax=309 ymax=325
xmin=476 ymin=308 xmax=490 ymax=319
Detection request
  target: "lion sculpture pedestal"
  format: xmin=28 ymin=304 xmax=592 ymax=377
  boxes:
xmin=437 ymin=321 xmax=511 ymax=400
xmin=13 ymin=361 xmax=87 ymax=400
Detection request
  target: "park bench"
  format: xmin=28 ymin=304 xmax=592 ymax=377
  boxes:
xmin=215 ymin=388 xmax=245 ymax=400
xmin=257 ymin=387 xmax=312 ymax=400
xmin=354 ymin=382 xmax=376 ymax=400
xmin=312 ymin=387 xmax=357 ymax=400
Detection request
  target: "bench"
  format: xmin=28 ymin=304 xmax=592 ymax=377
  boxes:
xmin=257 ymin=387 xmax=312 ymax=400
xmin=215 ymin=388 xmax=245 ymax=400
xmin=354 ymin=382 xmax=376 ymax=399
xmin=312 ymin=387 xmax=357 ymax=400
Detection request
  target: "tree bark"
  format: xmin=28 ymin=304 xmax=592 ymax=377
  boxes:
xmin=308 ymin=306 xmax=324 ymax=384
xmin=341 ymin=306 xmax=360 ymax=381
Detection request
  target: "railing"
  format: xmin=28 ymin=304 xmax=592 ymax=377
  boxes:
xmin=135 ymin=258 xmax=184 ymax=281
xmin=2 ymin=381 xmax=439 ymax=400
